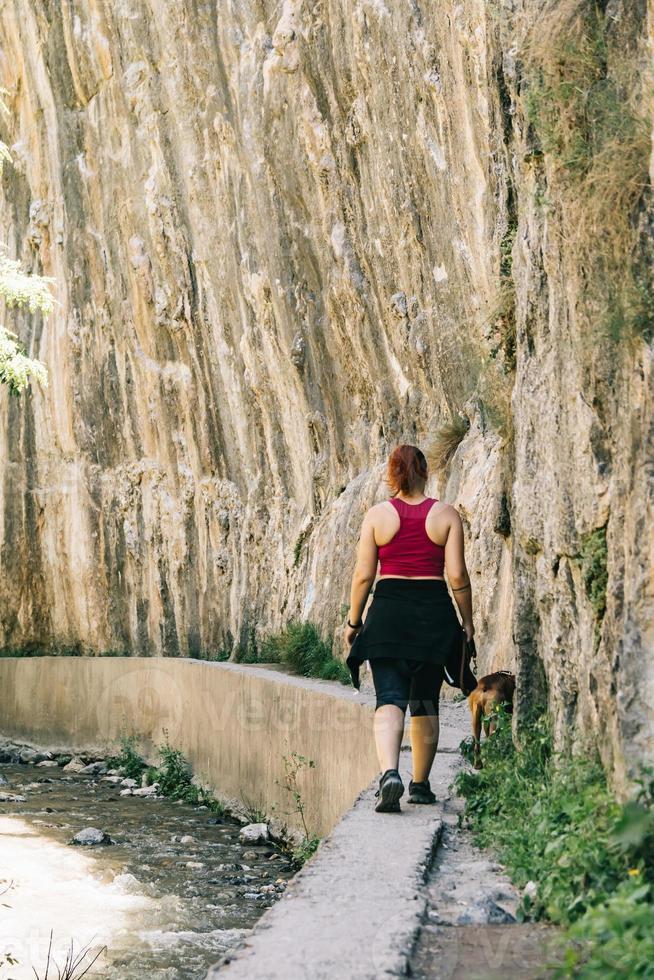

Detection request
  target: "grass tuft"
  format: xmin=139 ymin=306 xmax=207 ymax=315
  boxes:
xmin=260 ymin=620 xmax=350 ymax=684
xmin=425 ymin=416 xmax=470 ymax=470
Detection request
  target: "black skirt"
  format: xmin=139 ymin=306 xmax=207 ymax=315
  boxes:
xmin=346 ymin=578 xmax=462 ymax=688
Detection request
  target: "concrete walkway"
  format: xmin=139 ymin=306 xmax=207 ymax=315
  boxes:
xmin=207 ymin=700 xmax=469 ymax=979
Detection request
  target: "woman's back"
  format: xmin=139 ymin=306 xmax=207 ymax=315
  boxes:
xmin=377 ymin=497 xmax=445 ymax=578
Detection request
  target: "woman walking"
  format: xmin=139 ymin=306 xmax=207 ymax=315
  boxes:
xmin=344 ymin=444 xmax=474 ymax=813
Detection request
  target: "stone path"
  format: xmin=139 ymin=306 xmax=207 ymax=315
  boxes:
xmin=207 ymin=696 xmax=558 ymax=979
xmin=410 ymin=755 xmax=558 ymax=979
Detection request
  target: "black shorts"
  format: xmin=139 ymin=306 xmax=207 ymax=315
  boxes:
xmin=370 ymin=658 xmax=444 ymax=717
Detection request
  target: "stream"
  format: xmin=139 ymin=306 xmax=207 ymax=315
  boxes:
xmin=0 ymin=755 xmax=295 ymax=979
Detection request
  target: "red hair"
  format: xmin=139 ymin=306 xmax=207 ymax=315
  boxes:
xmin=386 ymin=445 xmax=428 ymax=496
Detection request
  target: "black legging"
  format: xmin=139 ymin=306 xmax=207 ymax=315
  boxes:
xmin=370 ymin=658 xmax=444 ymax=717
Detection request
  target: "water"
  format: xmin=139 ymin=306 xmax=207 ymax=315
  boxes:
xmin=0 ymin=764 xmax=295 ymax=979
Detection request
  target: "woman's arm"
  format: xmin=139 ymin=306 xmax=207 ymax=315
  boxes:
xmin=345 ymin=509 xmax=378 ymax=647
xmin=444 ymin=508 xmax=474 ymax=640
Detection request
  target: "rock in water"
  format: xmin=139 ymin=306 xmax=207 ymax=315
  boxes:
xmin=239 ymin=823 xmax=270 ymax=845
xmin=132 ymin=784 xmax=159 ymax=797
xmin=70 ymin=827 xmax=113 ymax=846
xmin=20 ymin=748 xmax=51 ymax=764
xmin=80 ymin=761 xmax=107 ymax=775
xmin=63 ymin=757 xmax=86 ymax=773
xmin=0 ymin=792 xmax=27 ymax=803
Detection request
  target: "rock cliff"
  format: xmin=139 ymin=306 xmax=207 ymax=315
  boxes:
xmin=0 ymin=0 xmax=651 ymax=787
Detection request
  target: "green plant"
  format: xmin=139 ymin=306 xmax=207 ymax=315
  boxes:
xmin=198 ymin=648 xmax=230 ymax=662
xmin=152 ymin=733 xmax=225 ymax=812
xmin=456 ymin=707 xmax=654 ymax=974
xmin=556 ymin=878 xmax=654 ymax=978
xmin=105 ymin=733 xmax=148 ymax=781
xmin=260 ymin=620 xmax=350 ymax=684
xmin=234 ymin=625 xmax=263 ymax=664
xmin=292 ymin=835 xmax=321 ymax=866
xmin=456 ymin=708 xmax=623 ymax=922
xmin=276 ymin=751 xmax=321 ymax=867
xmin=579 ymin=526 xmax=608 ymax=626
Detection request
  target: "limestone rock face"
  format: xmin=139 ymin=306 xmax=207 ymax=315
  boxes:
xmin=0 ymin=0 xmax=651 ymax=787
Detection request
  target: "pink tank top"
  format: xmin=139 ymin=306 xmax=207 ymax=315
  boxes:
xmin=377 ymin=497 xmax=445 ymax=578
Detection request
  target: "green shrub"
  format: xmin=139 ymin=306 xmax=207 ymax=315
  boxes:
xmin=106 ymin=733 xmax=148 ymax=781
xmin=260 ymin=620 xmax=350 ymax=685
xmin=557 ymin=879 xmax=654 ymax=978
xmin=154 ymin=734 xmax=223 ymax=812
xmin=105 ymin=731 xmax=224 ymax=814
xmin=579 ymin=526 xmax=608 ymax=625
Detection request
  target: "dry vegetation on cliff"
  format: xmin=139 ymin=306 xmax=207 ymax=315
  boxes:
xmin=520 ymin=0 xmax=652 ymax=340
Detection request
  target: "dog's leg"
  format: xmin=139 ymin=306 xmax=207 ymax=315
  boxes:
xmin=470 ymin=695 xmax=483 ymax=770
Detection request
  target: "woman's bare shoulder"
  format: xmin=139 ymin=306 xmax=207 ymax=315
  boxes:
xmin=366 ymin=500 xmax=396 ymax=520
xmin=431 ymin=500 xmax=461 ymax=524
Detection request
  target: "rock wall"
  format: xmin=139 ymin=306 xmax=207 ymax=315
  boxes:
xmin=0 ymin=0 xmax=651 ymax=787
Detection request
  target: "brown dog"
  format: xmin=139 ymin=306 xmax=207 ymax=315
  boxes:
xmin=468 ymin=671 xmax=516 ymax=769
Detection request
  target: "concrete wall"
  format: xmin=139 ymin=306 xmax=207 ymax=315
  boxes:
xmin=0 ymin=657 xmax=379 ymax=837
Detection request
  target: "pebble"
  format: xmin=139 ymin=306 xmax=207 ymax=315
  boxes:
xmin=120 ymin=788 xmax=133 ymax=797
xmin=180 ymin=834 xmax=196 ymax=845
xmin=186 ymin=861 xmax=205 ymax=869
xmin=102 ymin=775 xmax=123 ymax=784
xmin=121 ymin=777 xmax=137 ymax=788
xmin=0 ymin=792 xmax=27 ymax=803
xmin=70 ymin=827 xmax=113 ymax=846
xmin=36 ymin=760 xmax=60 ymax=768
xmin=524 ymin=880 xmax=538 ymax=900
